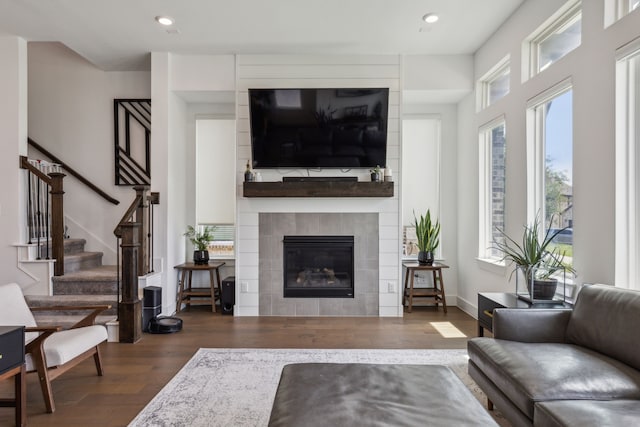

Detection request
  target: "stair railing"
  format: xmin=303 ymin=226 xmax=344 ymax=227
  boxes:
xmin=19 ymin=156 xmax=66 ymax=276
xmin=28 ymin=137 xmax=119 ymax=205
xmin=114 ymin=186 xmax=158 ymax=343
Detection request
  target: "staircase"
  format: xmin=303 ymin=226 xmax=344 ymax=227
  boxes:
xmin=26 ymin=238 xmax=119 ymax=328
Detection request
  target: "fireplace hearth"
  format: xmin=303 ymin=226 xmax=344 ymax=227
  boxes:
xmin=283 ymin=235 xmax=354 ymax=298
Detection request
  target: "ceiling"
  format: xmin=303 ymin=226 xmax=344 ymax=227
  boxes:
xmin=0 ymin=0 xmax=524 ymax=71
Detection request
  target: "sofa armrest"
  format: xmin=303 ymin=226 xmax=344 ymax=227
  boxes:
xmin=493 ymin=308 xmax=572 ymax=342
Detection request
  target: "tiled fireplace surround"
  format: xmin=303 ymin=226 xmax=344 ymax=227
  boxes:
xmin=259 ymin=213 xmax=380 ymax=316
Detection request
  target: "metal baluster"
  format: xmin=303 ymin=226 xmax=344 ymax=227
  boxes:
xmin=27 ymin=170 xmax=33 ymax=244
xmin=36 ymin=173 xmax=42 ymax=259
xmin=45 ymin=178 xmax=51 ymax=259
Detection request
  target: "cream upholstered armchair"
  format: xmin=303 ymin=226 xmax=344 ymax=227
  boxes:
xmin=0 ymin=283 xmax=110 ymax=413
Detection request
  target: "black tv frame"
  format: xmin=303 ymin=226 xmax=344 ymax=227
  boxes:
xmin=248 ymin=88 xmax=389 ymax=169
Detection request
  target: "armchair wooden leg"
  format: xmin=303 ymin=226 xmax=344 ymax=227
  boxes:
xmin=33 ymin=348 xmax=55 ymax=413
xmin=93 ymin=346 xmax=104 ymax=376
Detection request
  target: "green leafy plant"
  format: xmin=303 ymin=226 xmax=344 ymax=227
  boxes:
xmin=413 ymin=209 xmax=440 ymax=252
xmin=370 ymin=165 xmax=381 ymax=175
xmin=493 ymin=215 xmax=576 ymax=281
xmin=183 ymin=225 xmax=215 ymax=251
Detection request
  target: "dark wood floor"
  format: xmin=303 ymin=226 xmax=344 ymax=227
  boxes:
xmin=0 ymin=306 xmax=479 ymax=427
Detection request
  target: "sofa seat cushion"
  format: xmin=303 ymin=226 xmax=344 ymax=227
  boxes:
xmin=25 ymin=325 xmax=107 ymax=370
xmin=468 ymin=338 xmax=640 ymax=418
xmin=534 ymin=400 xmax=640 ymax=427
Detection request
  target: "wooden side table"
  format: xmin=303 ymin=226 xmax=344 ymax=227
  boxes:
xmin=0 ymin=326 xmax=26 ymax=427
xmin=477 ymin=292 xmax=572 ymax=337
xmin=175 ymin=262 xmax=225 ymax=313
xmin=402 ymin=262 xmax=449 ymax=313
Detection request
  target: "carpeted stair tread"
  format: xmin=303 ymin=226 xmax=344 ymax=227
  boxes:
xmin=63 ymin=251 xmax=104 ymax=273
xmin=62 ymin=238 xmax=87 ymax=255
xmin=52 ymin=265 xmax=119 ymax=295
xmin=26 ymin=294 xmax=116 ymax=305
xmin=52 ymin=265 xmax=118 ymax=281
xmin=26 ymin=294 xmax=118 ymax=316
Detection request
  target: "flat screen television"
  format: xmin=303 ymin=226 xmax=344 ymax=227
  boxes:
xmin=248 ymin=88 xmax=389 ymax=169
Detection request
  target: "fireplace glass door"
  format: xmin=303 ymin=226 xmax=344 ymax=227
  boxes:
xmin=283 ymin=235 xmax=354 ymax=298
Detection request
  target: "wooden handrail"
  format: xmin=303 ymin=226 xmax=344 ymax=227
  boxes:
xmin=19 ymin=156 xmax=52 ymax=184
xmin=114 ymin=195 xmax=142 ymax=238
xmin=28 ymin=137 xmax=119 ymax=205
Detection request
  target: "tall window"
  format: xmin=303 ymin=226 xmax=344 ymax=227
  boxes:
xmin=527 ymin=81 xmax=573 ymax=270
xmin=196 ymin=119 xmax=236 ymax=257
xmin=615 ymin=42 xmax=640 ymax=290
xmin=477 ymin=56 xmax=510 ymax=110
xmin=525 ymin=1 xmax=581 ymax=78
xmin=402 ymin=118 xmax=441 ymax=258
xmin=479 ymin=118 xmax=506 ymax=260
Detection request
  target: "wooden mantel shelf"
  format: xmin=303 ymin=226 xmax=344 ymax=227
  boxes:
xmin=243 ymin=181 xmax=394 ymax=198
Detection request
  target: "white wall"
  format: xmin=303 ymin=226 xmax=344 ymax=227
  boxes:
xmin=152 ymin=54 xmax=237 ymax=314
xmin=456 ymin=0 xmax=640 ymax=316
xmin=235 ymin=54 xmax=403 ymax=316
xmin=0 ymin=36 xmax=28 ymax=286
xmin=28 ymin=42 xmax=150 ymax=265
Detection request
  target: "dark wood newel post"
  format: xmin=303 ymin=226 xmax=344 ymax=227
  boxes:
xmin=119 ymin=222 xmax=142 ymax=343
xmin=49 ymin=172 xmax=66 ymax=276
xmin=133 ymin=186 xmax=149 ymax=276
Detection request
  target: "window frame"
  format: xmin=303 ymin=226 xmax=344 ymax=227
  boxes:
xmin=615 ymin=39 xmax=640 ymax=290
xmin=526 ymin=78 xmax=573 ymax=226
xmin=197 ymin=223 xmax=236 ymax=258
xmin=476 ymin=56 xmax=510 ymax=111
xmin=478 ymin=116 xmax=507 ymax=263
xmin=523 ymin=0 xmax=582 ymax=80
xmin=605 ymin=0 xmax=640 ymax=27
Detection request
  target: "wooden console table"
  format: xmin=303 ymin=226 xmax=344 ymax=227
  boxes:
xmin=402 ymin=262 xmax=449 ymax=313
xmin=0 ymin=326 xmax=26 ymax=427
xmin=175 ymin=262 xmax=225 ymax=313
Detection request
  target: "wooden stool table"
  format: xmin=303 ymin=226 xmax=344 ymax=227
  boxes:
xmin=402 ymin=262 xmax=449 ymax=313
xmin=174 ymin=262 xmax=225 ymax=313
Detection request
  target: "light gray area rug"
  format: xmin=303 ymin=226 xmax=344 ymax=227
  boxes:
xmin=129 ymin=348 xmax=504 ymax=427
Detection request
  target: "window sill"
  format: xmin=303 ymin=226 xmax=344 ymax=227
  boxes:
xmin=476 ymin=258 xmax=507 ymax=276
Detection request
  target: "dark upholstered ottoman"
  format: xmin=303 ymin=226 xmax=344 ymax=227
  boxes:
xmin=268 ymin=363 xmax=498 ymax=427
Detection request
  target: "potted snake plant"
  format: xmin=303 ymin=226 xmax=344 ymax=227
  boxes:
xmin=413 ymin=209 xmax=440 ymax=265
xmin=493 ymin=215 xmax=576 ymax=300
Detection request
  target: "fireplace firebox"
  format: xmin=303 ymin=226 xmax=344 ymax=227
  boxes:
xmin=283 ymin=235 xmax=354 ymax=298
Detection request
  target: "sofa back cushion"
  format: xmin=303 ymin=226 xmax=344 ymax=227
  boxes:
xmin=566 ymin=284 xmax=640 ymax=370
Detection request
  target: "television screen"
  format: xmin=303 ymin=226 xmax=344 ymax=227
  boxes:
xmin=248 ymin=88 xmax=389 ymax=169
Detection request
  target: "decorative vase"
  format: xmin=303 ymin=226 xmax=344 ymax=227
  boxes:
xmin=371 ymin=172 xmax=381 ymax=182
xmin=530 ymin=279 xmax=558 ymax=300
xmin=418 ymin=251 xmax=434 ymax=265
xmin=193 ymin=250 xmax=209 ymax=265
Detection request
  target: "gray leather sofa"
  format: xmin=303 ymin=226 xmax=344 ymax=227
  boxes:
xmin=468 ymin=284 xmax=640 ymax=426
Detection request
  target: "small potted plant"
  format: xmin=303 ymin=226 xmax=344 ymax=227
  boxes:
xmin=184 ymin=225 xmax=215 ymax=265
xmin=370 ymin=165 xmax=382 ymax=182
xmin=413 ymin=209 xmax=440 ymax=265
xmin=493 ymin=215 xmax=576 ymax=300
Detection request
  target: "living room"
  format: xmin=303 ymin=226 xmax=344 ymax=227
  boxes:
xmin=2 ymin=0 xmax=640 ymax=426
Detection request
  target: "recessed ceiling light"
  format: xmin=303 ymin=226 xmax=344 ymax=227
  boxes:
xmin=422 ymin=13 xmax=439 ymax=24
xmin=155 ymin=16 xmax=174 ymax=26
